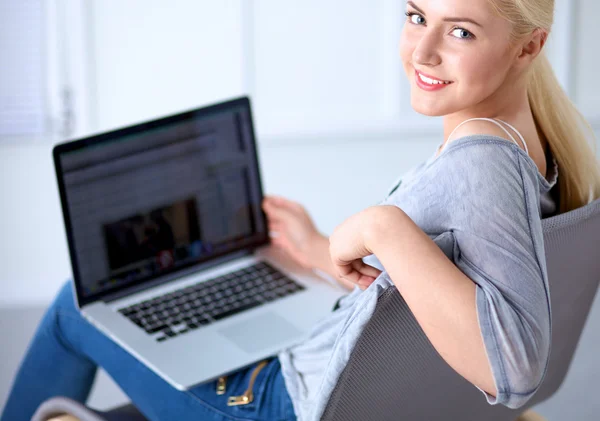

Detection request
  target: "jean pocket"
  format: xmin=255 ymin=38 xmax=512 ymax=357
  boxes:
xmin=228 ymin=357 xmax=279 ymax=413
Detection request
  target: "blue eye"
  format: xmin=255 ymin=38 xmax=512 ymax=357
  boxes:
xmin=451 ymin=28 xmax=474 ymax=40
xmin=405 ymin=12 xmax=425 ymax=25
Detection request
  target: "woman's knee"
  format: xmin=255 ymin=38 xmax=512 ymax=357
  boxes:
xmin=33 ymin=280 xmax=81 ymax=342
xmin=50 ymin=280 xmax=79 ymax=316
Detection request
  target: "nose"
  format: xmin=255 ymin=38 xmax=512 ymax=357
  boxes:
xmin=412 ymin=31 xmax=442 ymax=67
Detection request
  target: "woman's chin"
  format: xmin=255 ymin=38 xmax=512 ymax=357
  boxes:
xmin=410 ymin=100 xmax=448 ymax=117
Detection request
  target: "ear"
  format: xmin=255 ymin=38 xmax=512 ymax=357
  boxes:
xmin=516 ymin=28 xmax=548 ymax=66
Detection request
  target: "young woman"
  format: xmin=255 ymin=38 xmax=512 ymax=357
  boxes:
xmin=4 ymin=0 xmax=600 ymax=420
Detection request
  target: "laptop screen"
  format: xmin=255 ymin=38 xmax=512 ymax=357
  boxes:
xmin=54 ymin=97 xmax=269 ymax=306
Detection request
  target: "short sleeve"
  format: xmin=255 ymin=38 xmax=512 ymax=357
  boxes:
xmin=429 ymin=138 xmax=552 ymax=408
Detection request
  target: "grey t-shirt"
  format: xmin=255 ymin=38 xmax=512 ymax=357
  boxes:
xmin=277 ymin=135 xmax=560 ymax=421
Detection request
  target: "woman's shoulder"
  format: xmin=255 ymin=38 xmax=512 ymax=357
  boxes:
xmin=448 ymin=119 xmax=525 ymax=150
xmin=384 ymin=131 xmax=551 ymax=209
xmin=431 ymin=132 xmax=541 ymax=181
xmin=420 ymin=133 xmax=550 ymax=208
xmin=446 ymin=119 xmax=551 ymax=178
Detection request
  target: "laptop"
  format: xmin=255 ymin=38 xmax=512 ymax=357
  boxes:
xmin=53 ymin=96 xmax=346 ymax=390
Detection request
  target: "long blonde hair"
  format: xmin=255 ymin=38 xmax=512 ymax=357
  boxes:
xmin=489 ymin=0 xmax=600 ymax=212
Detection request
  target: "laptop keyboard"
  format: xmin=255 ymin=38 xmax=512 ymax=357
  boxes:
xmin=118 ymin=261 xmax=305 ymax=342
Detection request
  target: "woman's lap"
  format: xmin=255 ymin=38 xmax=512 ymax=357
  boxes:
xmin=2 ymin=281 xmax=295 ymax=421
xmin=187 ymin=356 xmax=295 ymax=421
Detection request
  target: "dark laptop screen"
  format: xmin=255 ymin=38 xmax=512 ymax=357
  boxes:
xmin=54 ymin=97 xmax=268 ymax=305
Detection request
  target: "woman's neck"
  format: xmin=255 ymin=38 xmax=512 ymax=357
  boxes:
xmin=442 ymin=77 xmax=530 ymax=142
xmin=439 ymin=86 xmax=549 ymax=178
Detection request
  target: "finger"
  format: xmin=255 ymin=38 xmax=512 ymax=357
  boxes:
xmin=262 ymin=197 xmax=279 ymax=213
xmin=271 ymin=236 xmax=285 ymax=247
xmin=263 ymin=204 xmax=286 ymax=224
xmin=271 ymin=236 xmax=297 ymax=255
xmin=263 ymin=199 xmax=288 ymax=218
xmin=272 ymin=234 xmax=296 ymax=251
xmin=336 ymin=262 xmax=354 ymax=279
xmin=268 ymin=195 xmax=305 ymax=214
xmin=267 ymin=218 xmax=283 ymax=228
xmin=358 ymin=281 xmax=372 ymax=291
xmin=264 ymin=211 xmax=283 ymax=225
xmin=264 ymin=204 xmax=298 ymax=228
xmin=354 ymin=272 xmax=377 ymax=285
xmin=263 ymin=195 xmax=284 ymax=208
xmin=268 ymin=222 xmax=286 ymax=234
xmin=337 ymin=267 xmax=377 ymax=286
xmin=351 ymin=260 xmax=382 ymax=279
xmin=336 ymin=261 xmax=379 ymax=285
xmin=262 ymin=198 xmax=275 ymax=212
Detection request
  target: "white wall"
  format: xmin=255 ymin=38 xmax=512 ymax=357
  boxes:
xmin=88 ymin=1 xmax=246 ymax=134
xmin=1 ymin=0 xmax=600 ymax=305
xmin=0 ymin=141 xmax=71 ymax=305
xmin=573 ymin=0 xmax=600 ymax=124
xmin=84 ymin=0 xmax=434 ymax=140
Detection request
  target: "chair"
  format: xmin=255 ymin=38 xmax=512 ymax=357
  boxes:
xmin=33 ymin=198 xmax=600 ymax=421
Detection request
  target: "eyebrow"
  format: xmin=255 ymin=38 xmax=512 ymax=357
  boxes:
xmin=407 ymin=1 xmax=483 ymax=28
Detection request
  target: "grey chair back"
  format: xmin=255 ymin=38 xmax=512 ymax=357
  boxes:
xmin=321 ymin=198 xmax=600 ymax=421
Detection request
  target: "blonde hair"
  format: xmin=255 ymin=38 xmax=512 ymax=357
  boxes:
xmin=489 ymin=0 xmax=600 ymax=212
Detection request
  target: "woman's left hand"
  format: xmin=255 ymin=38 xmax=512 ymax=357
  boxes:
xmin=329 ymin=207 xmax=384 ymax=290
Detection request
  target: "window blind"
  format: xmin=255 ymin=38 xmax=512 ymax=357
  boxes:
xmin=0 ymin=0 xmax=46 ymax=136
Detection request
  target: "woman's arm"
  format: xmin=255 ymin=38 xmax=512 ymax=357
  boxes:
xmin=311 ymin=233 xmax=357 ymax=291
xmin=261 ymin=195 xmax=355 ymax=291
xmin=330 ymin=143 xmax=551 ymax=407
xmin=365 ymin=205 xmax=497 ymax=397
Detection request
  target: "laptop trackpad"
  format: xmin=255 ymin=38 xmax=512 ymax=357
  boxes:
xmin=218 ymin=312 xmax=303 ymax=354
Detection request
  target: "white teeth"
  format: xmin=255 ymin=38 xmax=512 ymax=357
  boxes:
xmin=418 ymin=72 xmax=450 ymax=85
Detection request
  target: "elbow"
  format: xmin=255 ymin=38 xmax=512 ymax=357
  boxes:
xmin=484 ymin=357 xmax=549 ymax=409
xmin=516 ymin=321 xmax=551 ymax=395
xmin=515 ymin=348 xmax=550 ymax=399
xmin=498 ymin=334 xmax=551 ymax=408
xmin=481 ymin=309 xmax=551 ymax=408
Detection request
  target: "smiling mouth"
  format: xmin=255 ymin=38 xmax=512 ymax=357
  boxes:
xmin=416 ymin=70 xmax=452 ymax=85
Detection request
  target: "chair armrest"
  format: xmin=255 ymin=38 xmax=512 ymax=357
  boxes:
xmin=32 ymin=397 xmax=105 ymax=421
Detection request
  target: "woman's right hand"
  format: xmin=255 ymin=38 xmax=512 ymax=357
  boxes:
xmin=261 ymin=195 xmax=326 ymax=270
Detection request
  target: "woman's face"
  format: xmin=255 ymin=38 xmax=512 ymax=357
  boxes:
xmin=399 ymin=0 xmax=518 ymax=116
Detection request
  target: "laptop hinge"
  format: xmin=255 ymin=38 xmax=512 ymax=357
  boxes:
xmin=101 ymin=249 xmax=252 ymax=304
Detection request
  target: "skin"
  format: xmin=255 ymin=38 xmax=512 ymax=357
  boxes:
xmin=327 ymin=0 xmax=551 ymax=397
xmin=262 ymin=195 xmax=357 ymax=291
xmin=264 ymin=0 xmax=550 ymax=398
xmin=400 ymin=0 xmax=548 ymax=175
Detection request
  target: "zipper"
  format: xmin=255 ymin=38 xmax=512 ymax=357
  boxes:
xmin=227 ymin=360 xmax=269 ymax=406
xmin=216 ymin=376 xmax=227 ymax=395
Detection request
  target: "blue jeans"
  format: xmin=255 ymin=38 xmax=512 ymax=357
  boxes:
xmin=2 ymin=281 xmax=296 ymax=421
